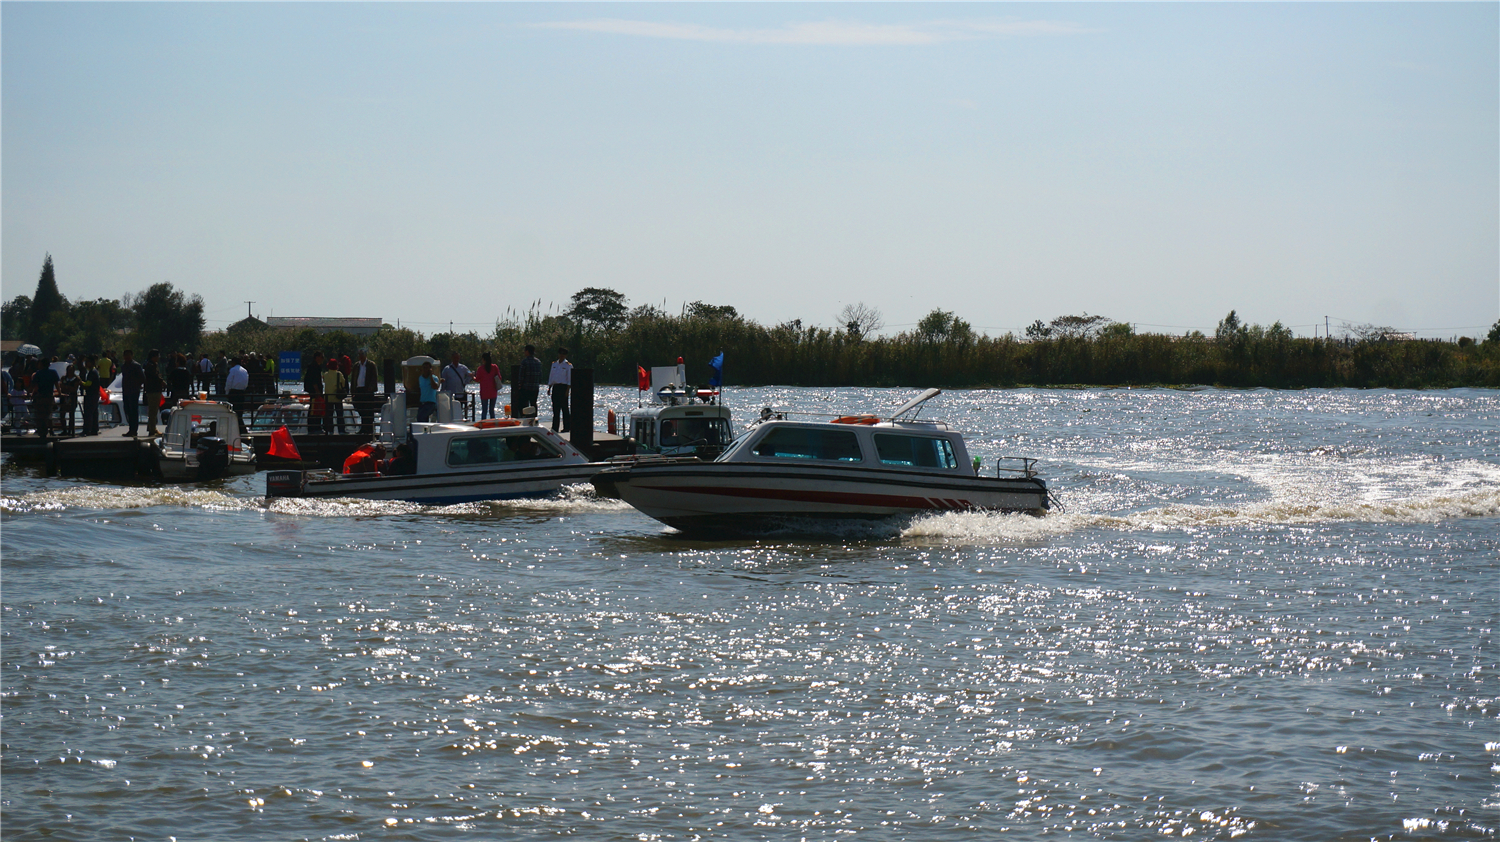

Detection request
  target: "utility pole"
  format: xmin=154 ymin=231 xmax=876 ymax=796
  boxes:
xmin=1325 ymin=316 xmax=1330 ymax=340
xmin=246 ymin=301 xmax=256 ymax=320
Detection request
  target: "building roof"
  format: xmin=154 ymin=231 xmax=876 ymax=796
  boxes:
xmin=265 ymin=317 xmax=383 ymax=330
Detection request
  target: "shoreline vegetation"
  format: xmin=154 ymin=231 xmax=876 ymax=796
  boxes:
xmin=6 ymin=270 xmax=1499 ymax=390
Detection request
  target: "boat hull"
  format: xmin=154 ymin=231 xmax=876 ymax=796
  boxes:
xmin=157 ymin=455 xmax=257 ymax=482
xmin=593 ymin=462 xmax=1048 ymax=532
xmin=267 ymin=462 xmax=605 ymax=505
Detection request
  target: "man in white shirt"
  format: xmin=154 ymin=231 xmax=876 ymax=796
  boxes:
xmin=547 ymin=347 xmax=573 ymax=433
xmin=225 ymin=357 xmax=250 ymax=422
xmin=351 ymin=349 xmax=380 ymax=436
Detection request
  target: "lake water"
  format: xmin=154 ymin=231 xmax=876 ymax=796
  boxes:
xmin=3 ymin=386 xmax=1496 ymax=841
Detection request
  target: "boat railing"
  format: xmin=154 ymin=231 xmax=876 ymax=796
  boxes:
xmin=994 ymin=456 xmax=1040 ymax=479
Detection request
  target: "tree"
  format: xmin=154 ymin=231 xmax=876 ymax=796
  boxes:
xmin=1344 ymin=323 xmax=1402 ymax=342
xmin=916 ymin=309 xmax=973 ymax=343
xmin=1215 ymin=310 xmax=1245 ymax=343
xmin=1098 ymin=321 xmax=1135 ymax=339
xmin=2 ymin=295 xmax=32 ymax=340
xmin=124 ymin=282 xmax=205 ymax=352
xmin=684 ymin=301 xmax=740 ymax=321
xmin=1049 ymin=313 xmax=1109 ymax=339
xmin=838 ymin=302 xmax=883 ymax=341
xmin=1024 ymin=319 xmax=1053 ymax=340
xmin=566 ymin=287 xmax=629 ymax=332
xmin=64 ymin=298 xmax=133 ymax=353
xmin=28 ymin=254 xmax=68 ymax=344
xmin=1487 ymin=319 xmax=1500 ymax=345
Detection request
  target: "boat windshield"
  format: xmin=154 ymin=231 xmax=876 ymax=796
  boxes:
xmin=660 ymin=417 xmax=731 ymax=448
xmin=751 ymin=427 xmax=863 ymax=462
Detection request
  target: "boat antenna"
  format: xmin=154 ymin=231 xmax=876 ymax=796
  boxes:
xmin=890 ymin=388 xmax=941 ymax=421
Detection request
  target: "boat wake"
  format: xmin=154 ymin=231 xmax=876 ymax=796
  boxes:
xmin=2 ymin=482 xmax=630 ymax=519
xmin=903 ymin=486 xmax=1500 ymax=544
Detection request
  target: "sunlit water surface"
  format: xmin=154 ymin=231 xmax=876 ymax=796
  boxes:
xmin=3 ymin=387 xmax=1496 ymax=841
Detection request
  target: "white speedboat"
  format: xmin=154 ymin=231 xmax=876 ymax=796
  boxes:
xmin=592 ymin=389 xmax=1050 ymax=533
xmin=265 ymin=420 xmax=603 ymax=504
xmin=153 ymin=400 xmax=257 ymax=481
xmin=615 ymin=360 xmax=733 ymax=460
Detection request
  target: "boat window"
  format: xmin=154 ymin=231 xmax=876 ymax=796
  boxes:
xmin=752 ymin=427 xmax=863 ymax=462
xmin=873 ymin=434 xmax=958 ymax=469
xmin=448 ymin=433 xmax=561 ymax=466
xmin=661 ymin=417 xmax=731 ymax=447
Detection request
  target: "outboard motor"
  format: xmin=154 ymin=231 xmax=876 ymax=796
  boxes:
xmin=193 ymin=436 xmax=230 ymax=480
xmin=265 ymin=470 xmax=305 ymax=497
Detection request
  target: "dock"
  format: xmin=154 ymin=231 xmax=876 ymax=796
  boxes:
xmin=2 ymin=424 xmax=632 ymax=478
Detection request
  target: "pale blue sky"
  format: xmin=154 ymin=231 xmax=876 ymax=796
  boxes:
xmin=4 ymin=3 xmax=1496 ymax=338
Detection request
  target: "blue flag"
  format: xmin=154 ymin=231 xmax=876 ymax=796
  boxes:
xmin=709 ymin=352 xmax=724 ymax=387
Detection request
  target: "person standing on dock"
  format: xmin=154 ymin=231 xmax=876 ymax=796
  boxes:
xmin=80 ymin=356 xmax=100 ymax=437
xmin=440 ymin=352 xmax=471 ymax=420
xmin=225 ymin=357 xmax=250 ymax=423
xmin=474 ymin=352 xmax=503 ymax=420
xmin=58 ymin=364 xmax=81 ymax=437
xmin=120 ymin=350 xmax=144 ymax=437
xmin=304 ymin=351 xmax=326 ymax=434
xmin=30 ymin=360 xmax=60 ymax=438
xmin=350 ymin=349 xmax=380 ymax=437
xmin=513 ymin=345 xmax=542 ymax=421
xmin=322 ymin=356 xmax=347 ymax=434
xmin=548 ymin=347 xmax=572 ymax=433
xmin=143 ymin=350 xmax=165 ymax=437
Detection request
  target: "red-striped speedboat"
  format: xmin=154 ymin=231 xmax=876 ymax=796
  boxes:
xmin=591 ymin=389 xmax=1050 ymax=534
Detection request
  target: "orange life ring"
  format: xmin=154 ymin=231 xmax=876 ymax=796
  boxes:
xmin=475 ymin=418 xmax=521 ymax=429
xmin=607 ymin=408 xmax=617 ymax=435
xmin=832 ymin=414 xmax=880 ymax=425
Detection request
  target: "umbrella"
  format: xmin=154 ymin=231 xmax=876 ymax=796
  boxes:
xmin=16 ymin=344 xmax=41 ymax=356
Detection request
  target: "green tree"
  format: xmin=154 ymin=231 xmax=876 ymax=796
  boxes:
xmin=27 ymin=254 xmax=70 ymax=352
xmin=1050 ymin=313 xmax=1109 ymax=339
xmin=684 ymin=301 xmax=740 ymax=321
xmin=2 ymin=295 xmax=32 ymax=340
xmin=1024 ymin=319 xmax=1053 ymax=340
xmin=1215 ymin=310 xmax=1245 ymax=343
xmin=125 ymin=282 xmax=205 ymax=353
xmin=64 ymin=297 xmax=133 ymax=353
xmin=916 ymin=309 xmax=973 ymax=343
xmin=566 ymin=287 xmax=630 ymax=332
xmin=1487 ymin=319 xmax=1500 ymax=344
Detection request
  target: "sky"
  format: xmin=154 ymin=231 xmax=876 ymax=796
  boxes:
xmin=3 ymin=2 xmax=1496 ymax=339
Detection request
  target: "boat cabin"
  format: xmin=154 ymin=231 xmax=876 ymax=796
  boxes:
xmin=621 ymin=360 xmax=733 ymax=458
xmin=404 ymin=422 xmax=589 ymax=475
xmin=720 ymin=418 xmax=977 ymax=474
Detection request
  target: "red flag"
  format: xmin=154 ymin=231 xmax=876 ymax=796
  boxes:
xmin=268 ymin=425 xmax=302 ymax=460
xmin=98 ymin=386 xmax=109 ymax=403
xmin=637 ymin=365 xmax=650 ymax=391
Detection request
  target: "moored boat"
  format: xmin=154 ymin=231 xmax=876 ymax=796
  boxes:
xmin=153 ymin=400 xmax=257 ymax=481
xmin=592 ymin=389 xmax=1050 ymax=533
xmin=265 ymin=420 xmax=603 ymax=504
xmin=616 ymin=359 xmax=733 ymax=460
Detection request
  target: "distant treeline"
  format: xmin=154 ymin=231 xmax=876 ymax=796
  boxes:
xmin=6 ymin=262 xmax=1498 ymax=389
xmin=203 ymin=309 xmax=1500 ymax=390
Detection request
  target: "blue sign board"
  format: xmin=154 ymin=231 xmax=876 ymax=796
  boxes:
xmin=279 ymin=351 xmax=301 ymax=383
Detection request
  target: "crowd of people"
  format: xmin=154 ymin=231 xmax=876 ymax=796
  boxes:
xmin=2 ymin=344 xmax=577 ymax=440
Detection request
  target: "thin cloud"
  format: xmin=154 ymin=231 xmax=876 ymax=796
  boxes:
xmin=530 ymin=18 xmax=1096 ymax=46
